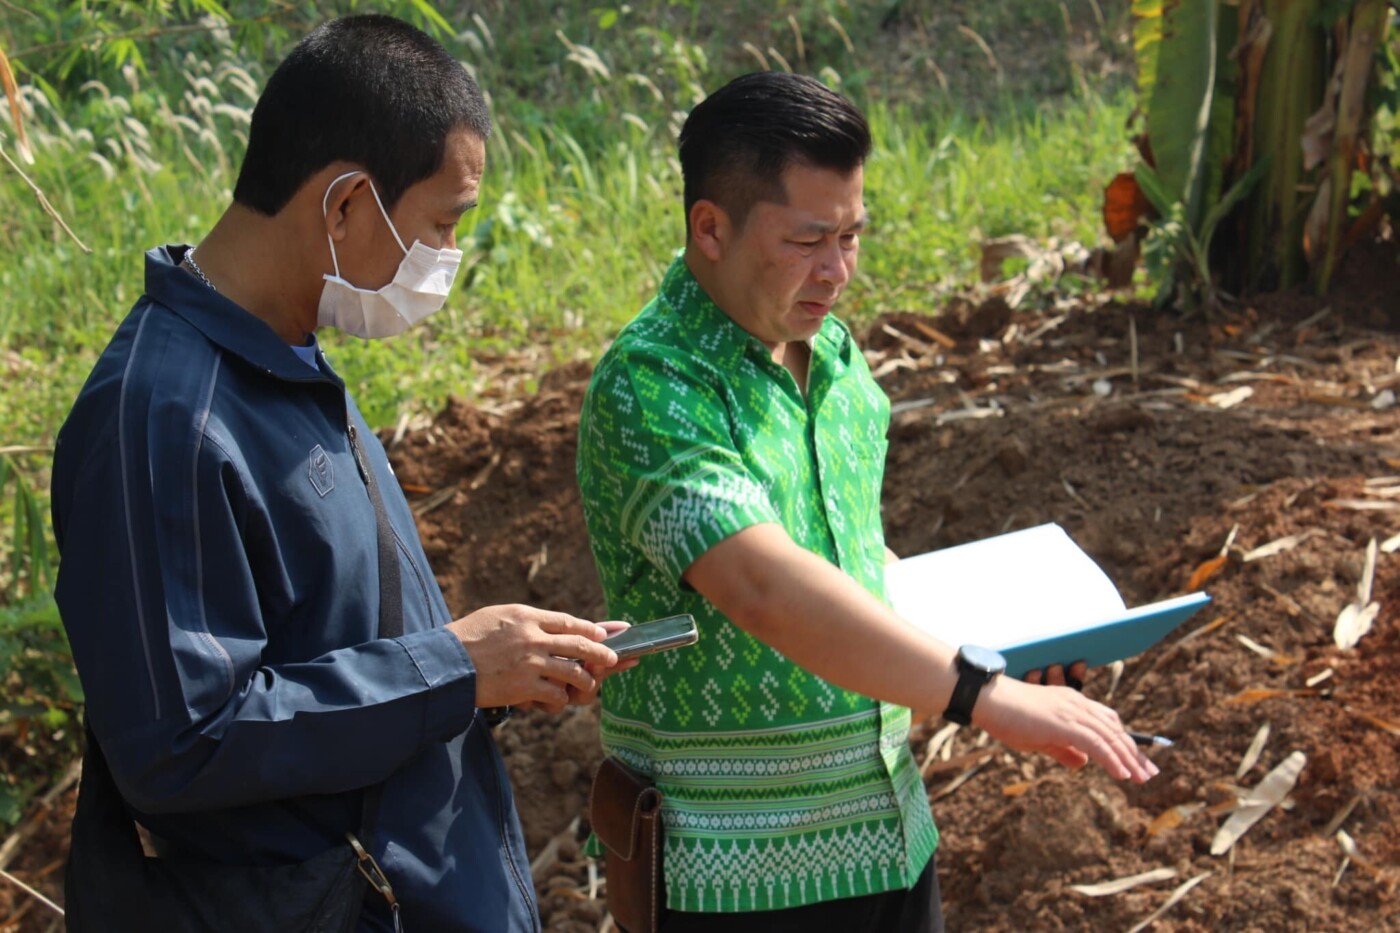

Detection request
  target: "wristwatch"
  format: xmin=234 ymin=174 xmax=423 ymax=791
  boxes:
xmin=942 ymin=645 xmax=1007 ymax=726
xmin=481 ymin=706 xmax=513 ymax=727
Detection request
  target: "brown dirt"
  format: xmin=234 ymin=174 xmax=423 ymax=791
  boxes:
xmin=396 ymin=241 xmax=1400 ymax=931
xmin=3 ymin=247 xmax=1397 ymax=931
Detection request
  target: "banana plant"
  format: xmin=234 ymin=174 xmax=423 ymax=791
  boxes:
xmin=1113 ymin=0 xmax=1395 ymax=307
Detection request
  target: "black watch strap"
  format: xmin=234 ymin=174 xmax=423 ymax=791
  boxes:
xmin=943 ymin=672 xmax=983 ymax=725
xmin=482 ymin=706 xmax=513 ymax=727
xmin=942 ymin=646 xmax=1006 ymax=726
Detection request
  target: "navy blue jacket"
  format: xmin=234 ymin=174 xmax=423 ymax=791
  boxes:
xmin=52 ymin=246 xmax=540 ymax=932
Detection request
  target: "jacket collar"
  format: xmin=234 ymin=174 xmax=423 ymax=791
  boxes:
xmin=144 ymin=245 xmax=339 ymax=386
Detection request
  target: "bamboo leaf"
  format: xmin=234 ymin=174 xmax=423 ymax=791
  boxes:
xmin=1236 ymin=723 xmax=1271 ymax=779
xmin=1187 ymin=553 xmax=1227 ymax=591
xmin=1211 ymin=750 xmax=1306 ymax=855
xmin=1071 ymin=867 xmax=1178 ymax=896
xmin=1126 ymin=873 xmax=1212 ymax=933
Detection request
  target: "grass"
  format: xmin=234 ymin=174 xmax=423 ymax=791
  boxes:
xmin=0 ymin=0 xmax=1144 ymax=831
xmin=2 ymin=6 xmax=1138 ymax=437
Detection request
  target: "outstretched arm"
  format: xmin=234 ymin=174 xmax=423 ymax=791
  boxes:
xmin=686 ymin=523 xmax=1157 ymax=783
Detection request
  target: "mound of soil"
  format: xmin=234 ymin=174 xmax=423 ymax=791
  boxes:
xmin=388 ymin=255 xmax=1399 ymax=930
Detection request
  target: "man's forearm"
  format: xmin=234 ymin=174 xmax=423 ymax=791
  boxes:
xmin=685 ymin=523 xmax=959 ymax=715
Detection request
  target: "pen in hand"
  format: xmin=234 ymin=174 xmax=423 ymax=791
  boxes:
xmin=1129 ymin=732 xmax=1173 ymax=748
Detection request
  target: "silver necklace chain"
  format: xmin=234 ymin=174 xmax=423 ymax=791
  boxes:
xmin=182 ymin=246 xmax=217 ymax=292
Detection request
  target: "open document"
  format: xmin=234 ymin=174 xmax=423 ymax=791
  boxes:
xmin=885 ymin=523 xmax=1210 ymax=678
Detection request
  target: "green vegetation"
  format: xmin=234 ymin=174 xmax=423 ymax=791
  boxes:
xmin=0 ymin=0 xmax=1137 ymax=826
xmin=1126 ymin=0 xmax=1397 ymax=309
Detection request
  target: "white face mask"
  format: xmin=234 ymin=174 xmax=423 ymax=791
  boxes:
xmin=317 ymin=170 xmax=464 ymax=339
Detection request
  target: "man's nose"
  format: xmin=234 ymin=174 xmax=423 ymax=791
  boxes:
xmin=815 ymin=241 xmax=852 ymax=287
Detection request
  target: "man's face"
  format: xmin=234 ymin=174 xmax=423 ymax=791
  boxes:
xmin=341 ymin=126 xmax=486 ymax=289
xmin=715 ymin=162 xmax=866 ymax=352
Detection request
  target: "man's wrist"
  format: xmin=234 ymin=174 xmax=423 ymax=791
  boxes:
xmin=942 ymin=645 xmax=1007 ymax=725
xmin=481 ymin=706 xmax=513 ymax=727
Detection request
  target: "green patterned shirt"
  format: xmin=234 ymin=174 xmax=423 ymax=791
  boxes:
xmin=577 ymin=256 xmax=937 ymax=913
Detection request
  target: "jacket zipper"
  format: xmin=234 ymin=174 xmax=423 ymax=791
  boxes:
xmin=349 ymin=421 xmax=435 ymax=623
xmin=488 ymin=747 xmax=541 ymax=928
xmin=352 ymin=416 xmax=531 ymax=927
xmin=347 ymin=422 xmax=371 ymax=483
xmin=392 ymin=531 xmax=435 ymax=623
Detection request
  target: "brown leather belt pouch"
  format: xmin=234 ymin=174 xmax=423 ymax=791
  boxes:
xmin=590 ymin=757 xmax=665 ymax=933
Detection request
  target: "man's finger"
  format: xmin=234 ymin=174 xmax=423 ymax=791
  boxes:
xmin=547 ymin=633 xmax=618 ymax=668
xmin=541 ymin=656 xmax=600 ymax=693
xmin=537 ymin=613 xmax=610 ymax=641
xmin=566 ymin=682 xmax=600 ymax=707
xmin=529 ymin=681 xmax=569 ymax=712
xmin=1079 ymin=714 xmax=1154 ymax=782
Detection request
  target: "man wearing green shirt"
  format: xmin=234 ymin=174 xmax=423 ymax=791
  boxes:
xmin=577 ymin=72 xmax=1157 ymax=932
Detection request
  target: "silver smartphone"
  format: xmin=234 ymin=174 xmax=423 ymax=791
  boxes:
xmin=603 ymin=614 xmax=699 ymax=661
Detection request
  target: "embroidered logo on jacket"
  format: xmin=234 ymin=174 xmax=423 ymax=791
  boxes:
xmin=308 ymin=445 xmax=335 ymax=497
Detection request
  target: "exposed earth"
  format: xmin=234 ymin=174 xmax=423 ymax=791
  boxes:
xmin=2 ymin=243 xmax=1397 ymax=931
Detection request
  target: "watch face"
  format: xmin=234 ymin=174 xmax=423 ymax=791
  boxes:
xmin=960 ymin=645 xmax=1008 ymax=675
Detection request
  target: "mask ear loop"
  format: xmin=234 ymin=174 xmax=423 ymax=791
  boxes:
xmin=322 ymin=170 xmax=363 ymax=280
xmin=363 ymin=180 xmax=410 ymax=255
xmin=320 ymin=170 xmax=410 ymax=280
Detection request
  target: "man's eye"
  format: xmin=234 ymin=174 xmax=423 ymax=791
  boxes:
xmin=792 ymin=240 xmax=821 ymax=248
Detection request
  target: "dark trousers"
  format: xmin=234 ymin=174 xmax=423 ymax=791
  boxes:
xmin=657 ymin=856 xmax=944 ymax=933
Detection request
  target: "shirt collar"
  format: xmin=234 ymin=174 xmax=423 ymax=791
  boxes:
xmin=659 ymin=254 xmax=851 ymax=371
xmin=144 ymin=245 xmax=338 ymax=385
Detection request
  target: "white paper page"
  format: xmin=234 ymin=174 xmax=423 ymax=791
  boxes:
xmin=884 ymin=524 xmax=1127 ymax=650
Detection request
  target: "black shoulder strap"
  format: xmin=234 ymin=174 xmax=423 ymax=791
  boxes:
xmin=358 ymin=451 xmax=404 ymax=847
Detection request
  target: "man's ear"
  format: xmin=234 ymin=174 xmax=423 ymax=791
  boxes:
xmin=322 ymin=170 xmax=369 ymax=244
xmin=688 ymin=199 xmax=730 ymax=262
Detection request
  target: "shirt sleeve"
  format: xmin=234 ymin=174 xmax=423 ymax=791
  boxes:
xmin=579 ymin=347 xmax=780 ymax=587
xmin=52 ymin=399 xmax=475 ymax=815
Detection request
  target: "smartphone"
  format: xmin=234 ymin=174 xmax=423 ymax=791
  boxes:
xmin=603 ymin=614 xmax=699 ymax=661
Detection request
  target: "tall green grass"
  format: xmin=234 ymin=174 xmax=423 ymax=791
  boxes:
xmin=0 ymin=0 xmax=1137 ymax=830
xmin=3 ymin=12 xmax=1136 ymax=440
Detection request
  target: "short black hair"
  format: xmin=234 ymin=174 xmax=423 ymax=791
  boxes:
xmin=233 ymin=14 xmax=492 ymax=215
xmin=678 ymin=72 xmax=870 ymax=234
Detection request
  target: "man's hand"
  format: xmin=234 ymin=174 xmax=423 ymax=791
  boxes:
xmin=447 ymin=605 xmax=619 ymax=713
xmin=972 ymin=675 xmax=1159 ymax=783
xmin=559 ymin=620 xmax=640 ymax=709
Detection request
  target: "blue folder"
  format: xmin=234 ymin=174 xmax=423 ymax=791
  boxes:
xmin=996 ymin=592 xmax=1210 ymax=679
xmin=885 ymin=523 xmax=1212 ymax=679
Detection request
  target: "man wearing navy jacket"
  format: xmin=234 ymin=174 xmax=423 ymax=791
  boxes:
xmin=51 ymin=15 xmax=620 ymax=932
